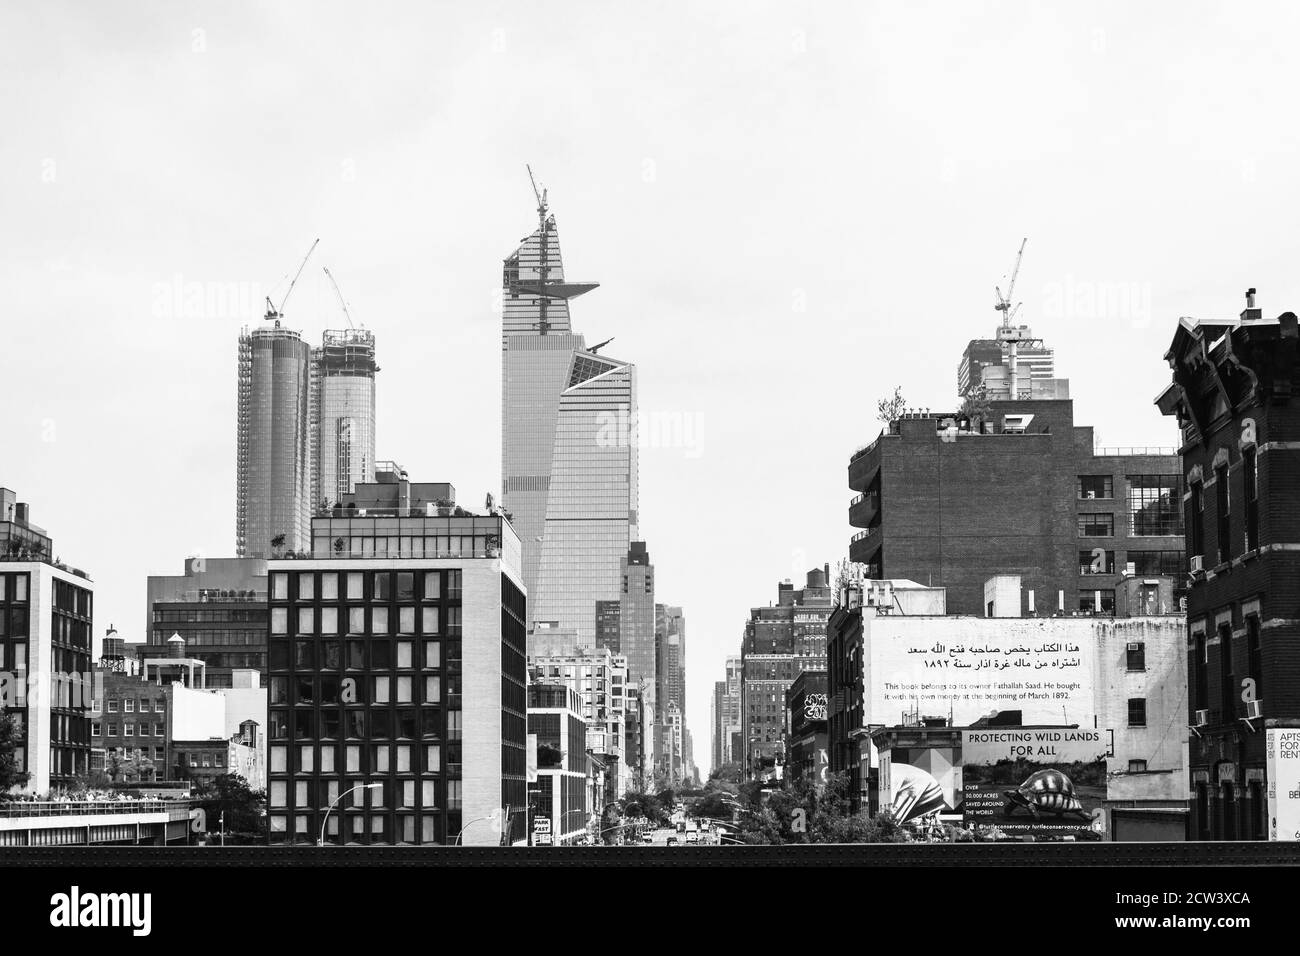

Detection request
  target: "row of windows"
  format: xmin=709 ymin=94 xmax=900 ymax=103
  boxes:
xmin=269 ymin=638 xmax=449 ymax=671
xmin=0 ymin=573 xmax=29 ymax=603
xmin=269 ymin=743 xmax=445 ymax=775
xmin=268 ymin=708 xmax=458 ymax=741
xmin=269 ymin=675 xmax=448 ymax=706
xmin=1078 ymin=549 xmax=1184 ymax=576
xmin=1188 ymin=448 xmax=1261 ymax=566
xmin=270 ymin=811 xmax=449 ymax=844
xmin=152 ymin=609 xmax=268 ymax=623
xmin=93 ymin=723 xmax=165 ymax=737
xmin=271 ymin=570 xmax=461 ymax=603
xmin=103 ymin=698 xmax=165 ymax=713
xmin=270 ymin=604 xmax=459 ymax=636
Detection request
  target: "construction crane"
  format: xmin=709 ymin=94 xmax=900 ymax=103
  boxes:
xmin=323 ymin=267 xmax=357 ymax=329
xmin=526 ymin=163 xmax=547 ymax=219
xmin=588 ymin=337 xmax=614 ymax=354
xmin=264 ymin=238 xmax=320 ymax=322
xmin=993 ymin=237 xmax=1027 ymax=328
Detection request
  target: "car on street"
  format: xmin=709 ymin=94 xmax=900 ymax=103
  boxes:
xmin=666 ymin=836 xmax=679 ymax=846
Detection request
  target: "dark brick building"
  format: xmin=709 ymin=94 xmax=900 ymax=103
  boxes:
xmin=739 ymin=568 xmax=832 ymax=782
xmin=848 ymin=398 xmax=1185 ymax=616
xmin=784 ymin=670 xmax=827 ymax=787
xmin=1157 ymin=292 xmax=1299 ymax=841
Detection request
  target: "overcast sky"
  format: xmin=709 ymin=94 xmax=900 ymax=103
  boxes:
xmin=4 ymin=1 xmax=1300 ymax=774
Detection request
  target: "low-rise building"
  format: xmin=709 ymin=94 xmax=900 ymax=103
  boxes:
xmin=528 ymin=682 xmax=588 ymax=846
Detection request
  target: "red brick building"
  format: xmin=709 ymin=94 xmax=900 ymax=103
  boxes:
xmin=1157 ymin=291 xmax=1299 ymax=840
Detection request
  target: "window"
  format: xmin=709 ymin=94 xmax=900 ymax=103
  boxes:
xmin=373 ymin=573 xmax=390 ymax=601
xmin=1194 ymin=631 xmax=1208 ymax=710
xmin=425 ymin=642 xmax=440 ymax=668
xmin=1219 ymin=623 xmax=1235 ymax=721
xmin=321 ymin=607 xmax=338 ymax=634
xmin=1215 ymin=464 xmax=1231 ymax=564
xmin=298 ymin=607 xmax=314 ymax=634
xmin=1247 ymin=615 xmax=1263 ymax=702
xmin=1126 ymin=642 xmax=1146 ymax=671
xmin=397 ymin=573 xmax=415 ymax=602
xmin=1078 ymin=590 xmax=1115 ymax=614
xmin=271 ymin=607 xmax=288 ymax=635
xmin=1244 ymin=448 xmax=1259 ymax=552
xmin=372 ymin=606 xmax=388 ymax=634
xmin=138 ymin=699 xmax=150 ymax=713
xmin=107 ymin=699 xmax=118 ymax=713
xmin=399 ymin=607 xmax=415 ymax=634
xmin=297 ymin=573 xmax=314 ymax=601
xmin=1127 ymin=475 xmax=1184 ymax=536
xmin=91 ymin=722 xmax=100 ymax=737
xmin=107 ymin=723 xmax=118 ymax=736
xmin=347 ymin=573 xmax=364 ymax=600
xmin=124 ymin=723 xmax=134 ymax=736
xmin=1188 ymin=480 xmax=1205 ymax=560
xmin=124 ymin=699 xmax=135 ymax=713
xmin=1129 ymin=550 xmax=1183 ymax=577
xmin=1128 ymin=759 xmax=1148 ymax=773
xmin=1078 ymin=475 xmax=1113 ymax=500
xmin=423 ymin=573 xmax=441 ymax=601
xmin=1078 ymin=549 xmax=1114 ymax=574
xmin=348 ymin=607 xmax=365 ymax=634
xmin=271 ymin=573 xmax=288 ymax=601
xmin=1078 ymin=514 xmax=1114 ymax=537
xmin=321 ymin=573 xmax=339 ymax=601
xmin=1127 ymin=698 xmax=1146 ymax=727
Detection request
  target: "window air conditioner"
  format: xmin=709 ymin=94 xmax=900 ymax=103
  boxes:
xmin=1245 ymin=699 xmax=1263 ymax=720
xmin=1190 ymin=555 xmax=1204 ymax=573
xmin=1127 ymin=642 xmax=1142 ymax=652
xmin=1194 ymin=709 xmax=1210 ymax=727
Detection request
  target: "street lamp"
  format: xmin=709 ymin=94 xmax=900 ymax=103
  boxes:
xmin=454 ymin=810 xmax=503 ymax=846
xmin=318 ymin=783 xmax=382 ymax=847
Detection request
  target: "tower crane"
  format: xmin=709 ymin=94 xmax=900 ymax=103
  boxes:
xmin=323 ymin=267 xmax=357 ymax=329
xmin=264 ymin=238 xmax=320 ymax=322
xmin=993 ymin=237 xmax=1027 ymax=329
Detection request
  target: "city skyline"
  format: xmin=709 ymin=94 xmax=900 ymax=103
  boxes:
xmin=11 ymin=3 xmax=1300 ymax=774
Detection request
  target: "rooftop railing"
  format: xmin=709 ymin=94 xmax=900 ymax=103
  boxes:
xmin=1093 ymin=446 xmax=1179 ymax=457
xmin=0 ymin=799 xmax=171 ymax=818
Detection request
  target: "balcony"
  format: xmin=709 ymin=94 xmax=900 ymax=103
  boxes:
xmin=848 ymin=525 xmax=881 ymax=565
xmin=848 ymin=490 xmax=879 ymax=529
xmin=848 ymin=439 xmax=884 ymax=491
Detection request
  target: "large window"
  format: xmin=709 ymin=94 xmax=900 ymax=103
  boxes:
xmin=1244 ymin=448 xmax=1259 ymax=552
xmin=1077 ymin=514 xmax=1114 ymax=537
xmin=1127 ymin=698 xmax=1147 ymax=727
xmin=1128 ymin=550 xmax=1184 ymax=576
xmin=1215 ymin=464 xmax=1231 ymax=564
xmin=1078 ymin=475 xmax=1114 ymax=500
xmin=1128 ymin=475 xmax=1184 ymax=536
xmin=1078 ymin=549 xmax=1114 ymax=574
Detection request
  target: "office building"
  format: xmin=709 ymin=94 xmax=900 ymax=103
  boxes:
xmin=237 ymin=324 xmax=313 ymax=558
xmin=501 ymin=185 xmax=638 ymax=644
xmin=1156 ymin=292 xmax=1300 ymax=840
xmin=957 ymin=328 xmax=1056 ymax=400
xmin=311 ymin=328 xmax=377 ymax=511
xmin=266 ymin=473 xmax=527 ymax=845
xmin=849 ymin=346 xmax=1184 ymax=615
xmin=739 ymin=568 xmax=833 ymax=782
xmin=0 ymin=489 xmax=95 ymax=794
xmin=145 ymin=557 xmax=268 ymax=688
xmin=528 ymin=644 xmax=629 ymax=800
xmin=527 ymin=682 xmax=588 ymax=846
xmin=711 ymin=655 xmax=742 ymax=771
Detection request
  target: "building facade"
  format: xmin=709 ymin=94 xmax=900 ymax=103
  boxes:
xmin=739 ymin=568 xmax=833 ymax=782
xmin=501 ymin=191 xmax=638 ymax=645
xmin=785 ymin=670 xmax=828 ymax=787
xmin=848 ymin=397 xmax=1185 ymax=616
xmin=145 ymin=557 xmax=268 ymax=688
xmin=527 ymin=682 xmax=589 ymax=846
xmin=0 ymin=489 xmax=95 ymax=794
xmin=237 ymin=324 xmax=313 ymax=558
xmin=1157 ymin=294 xmax=1300 ymax=840
xmin=311 ymin=328 xmax=377 ymax=512
xmin=265 ymin=476 xmax=527 ymax=845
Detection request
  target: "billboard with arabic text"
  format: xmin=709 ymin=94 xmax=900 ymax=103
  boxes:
xmin=864 ymin=614 xmax=1096 ymax=728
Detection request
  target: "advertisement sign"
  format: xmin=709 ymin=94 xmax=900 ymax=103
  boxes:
xmin=961 ymin=728 xmax=1108 ymax=840
xmin=867 ymin=617 xmax=1095 ymax=728
xmin=1266 ymin=727 xmax=1300 ymax=841
xmin=532 ymin=816 xmax=552 ymax=846
xmin=880 ymin=747 xmax=961 ymax=825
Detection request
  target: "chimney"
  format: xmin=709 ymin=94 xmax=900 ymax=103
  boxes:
xmin=14 ymin=502 xmax=29 ymax=526
xmin=1242 ymin=287 xmax=1262 ymax=322
xmin=398 ymin=475 xmax=411 ymax=515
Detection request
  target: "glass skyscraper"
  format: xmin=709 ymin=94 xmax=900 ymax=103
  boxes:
xmin=237 ymin=323 xmax=313 ymax=558
xmin=311 ymin=328 xmax=377 ymax=511
xmin=501 ymin=192 xmax=638 ymax=646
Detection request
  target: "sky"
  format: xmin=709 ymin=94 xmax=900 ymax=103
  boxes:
xmin=4 ymin=1 xmax=1300 ymax=776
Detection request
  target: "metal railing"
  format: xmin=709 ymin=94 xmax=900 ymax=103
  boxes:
xmin=0 ymin=800 xmax=170 ymax=818
xmin=1093 ymin=446 xmax=1178 ymax=457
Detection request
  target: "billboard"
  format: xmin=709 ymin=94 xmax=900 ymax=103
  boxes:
xmin=866 ymin=616 xmax=1095 ymax=728
xmin=961 ymin=728 xmax=1109 ymax=840
xmin=880 ymin=747 xmax=961 ymax=825
xmin=1266 ymin=727 xmax=1300 ymax=841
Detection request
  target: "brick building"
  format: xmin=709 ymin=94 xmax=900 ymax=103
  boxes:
xmin=848 ymin=397 xmax=1185 ymax=617
xmin=739 ymin=568 xmax=832 ymax=782
xmin=1156 ymin=292 xmax=1300 ymax=840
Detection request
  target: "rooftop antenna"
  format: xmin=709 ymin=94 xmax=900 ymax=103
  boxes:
xmin=264 ymin=238 xmax=320 ymax=324
xmin=323 ymin=267 xmax=357 ymax=330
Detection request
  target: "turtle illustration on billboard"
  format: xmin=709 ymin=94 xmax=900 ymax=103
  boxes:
xmin=1001 ymin=768 xmax=1090 ymax=821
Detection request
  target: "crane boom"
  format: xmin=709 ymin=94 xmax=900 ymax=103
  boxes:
xmin=994 ymin=237 xmax=1028 ymax=328
xmin=323 ymin=267 xmax=356 ymax=330
xmin=278 ymin=238 xmax=320 ymax=314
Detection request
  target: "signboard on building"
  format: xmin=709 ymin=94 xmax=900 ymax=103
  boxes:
xmin=532 ymin=815 xmax=552 ymax=846
xmin=879 ymin=747 xmax=961 ymax=825
xmin=1266 ymin=727 xmax=1300 ymax=841
xmin=961 ymin=728 xmax=1108 ymax=839
xmin=866 ymin=616 xmax=1095 ymax=728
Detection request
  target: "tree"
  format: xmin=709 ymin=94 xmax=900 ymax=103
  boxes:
xmin=876 ymin=385 xmax=907 ymax=425
xmin=689 ymin=790 xmax=734 ymax=821
xmin=0 ymin=713 xmax=29 ymax=794
xmin=960 ymin=384 xmax=991 ymax=431
xmin=270 ymin=533 xmax=286 ymax=557
xmin=193 ymin=773 xmax=267 ymax=843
